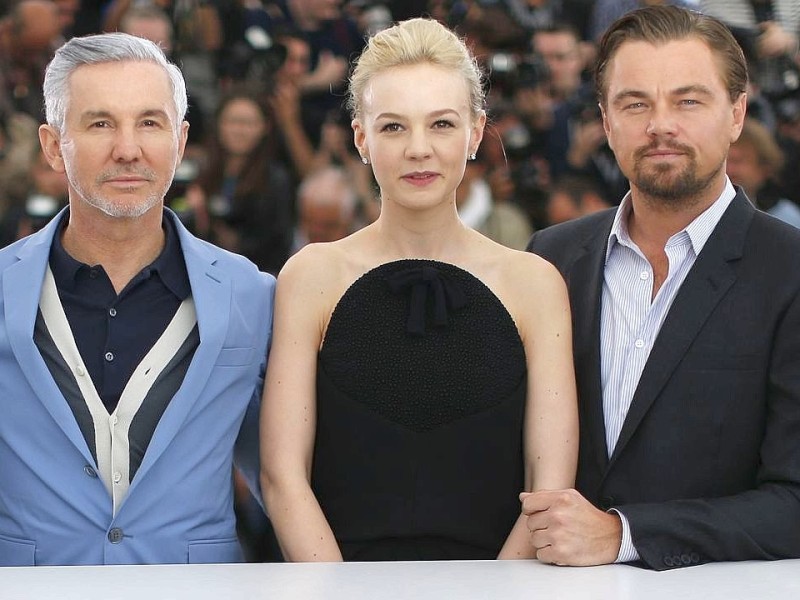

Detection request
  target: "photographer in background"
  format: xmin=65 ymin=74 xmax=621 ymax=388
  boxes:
xmin=775 ymin=94 xmax=800 ymax=201
xmin=219 ymin=0 xmax=364 ymax=150
xmin=457 ymin=146 xmax=534 ymax=250
xmin=550 ymin=84 xmax=628 ymax=202
xmin=0 ymin=147 xmax=67 ymax=246
xmin=117 ymin=4 xmax=207 ymax=156
xmin=534 ymin=23 xmax=628 ymax=204
xmin=700 ymin=0 xmax=800 ymax=102
xmin=104 ymin=0 xmax=223 ymax=122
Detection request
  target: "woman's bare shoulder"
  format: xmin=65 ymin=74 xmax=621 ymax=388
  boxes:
xmin=464 ymin=233 xmax=564 ymax=296
xmin=464 ymin=239 xmax=569 ymax=336
xmin=277 ymin=237 xmax=380 ymax=311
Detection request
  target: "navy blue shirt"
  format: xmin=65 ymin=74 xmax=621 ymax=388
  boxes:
xmin=48 ymin=212 xmax=191 ymax=413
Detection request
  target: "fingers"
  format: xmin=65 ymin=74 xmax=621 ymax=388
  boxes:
xmin=534 ymin=545 xmax=562 ymax=566
xmin=519 ymin=488 xmax=571 ymax=514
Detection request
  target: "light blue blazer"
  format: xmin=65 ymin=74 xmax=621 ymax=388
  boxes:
xmin=0 ymin=209 xmax=275 ymax=566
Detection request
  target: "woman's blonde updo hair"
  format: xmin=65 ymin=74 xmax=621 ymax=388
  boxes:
xmin=347 ymin=18 xmax=485 ymax=120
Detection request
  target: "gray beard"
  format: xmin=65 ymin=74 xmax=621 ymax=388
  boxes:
xmin=64 ymin=165 xmax=170 ymax=219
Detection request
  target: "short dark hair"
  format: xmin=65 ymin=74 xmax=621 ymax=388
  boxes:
xmin=594 ymin=6 xmax=747 ymax=106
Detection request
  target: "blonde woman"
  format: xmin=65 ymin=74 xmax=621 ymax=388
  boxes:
xmin=260 ymin=18 xmax=577 ymax=562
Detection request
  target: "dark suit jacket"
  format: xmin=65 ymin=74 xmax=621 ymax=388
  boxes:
xmin=527 ymin=190 xmax=800 ymax=570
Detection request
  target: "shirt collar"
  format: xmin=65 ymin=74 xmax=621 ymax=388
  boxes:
xmin=49 ymin=209 xmax=190 ymax=300
xmin=605 ymin=178 xmax=737 ymax=263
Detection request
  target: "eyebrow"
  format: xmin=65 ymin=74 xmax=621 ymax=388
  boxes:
xmin=374 ymin=108 xmax=461 ymax=120
xmin=611 ymin=84 xmax=716 ymax=106
xmin=79 ymin=109 xmax=172 ymax=121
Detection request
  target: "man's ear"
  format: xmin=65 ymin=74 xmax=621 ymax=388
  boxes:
xmin=600 ymin=103 xmax=613 ymax=151
xmin=38 ymin=124 xmax=66 ymax=173
xmin=730 ymin=92 xmax=747 ymax=144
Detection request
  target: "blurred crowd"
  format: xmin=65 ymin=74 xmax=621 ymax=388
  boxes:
xmin=2 ymin=0 xmax=800 ymax=260
xmin=1 ymin=0 xmax=800 ymax=559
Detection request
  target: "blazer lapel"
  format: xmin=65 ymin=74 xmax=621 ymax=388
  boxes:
xmin=126 ymin=211 xmax=232 ymax=489
xmin=570 ymin=213 xmax=615 ymax=473
xmin=609 ymin=193 xmax=753 ymax=464
xmin=3 ymin=211 xmax=97 ymax=464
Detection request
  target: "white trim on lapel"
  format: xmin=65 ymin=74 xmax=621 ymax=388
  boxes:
xmin=3 ymin=209 xmax=98 ymax=465
xmin=122 ymin=210 xmax=233 ymax=496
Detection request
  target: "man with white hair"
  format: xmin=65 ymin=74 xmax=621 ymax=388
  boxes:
xmin=0 ymin=32 xmax=275 ymax=566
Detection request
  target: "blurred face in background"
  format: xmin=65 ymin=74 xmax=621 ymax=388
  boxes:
xmin=299 ymin=198 xmax=351 ymax=243
xmin=11 ymin=0 xmax=61 ymax=64
xmin=533 ymin=30 xmax=583 ymax=101
xmin=121 ymin=15 xmax=173 ymax=54
xmin=218 ymin=97 xmax=267 ymax=157
xmin=726 ymin=141 xmax=768 ymax=198
xmin=303 ymin=0 xmax=342 ymax=22
xmin=277 ymin=36 xmax=311 ymax=83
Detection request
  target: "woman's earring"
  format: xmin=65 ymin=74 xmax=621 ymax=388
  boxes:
xmin=361 ymin=156 xmax=370 ymax=165
xmin=468 ymin=153 xmax=477 ymax=161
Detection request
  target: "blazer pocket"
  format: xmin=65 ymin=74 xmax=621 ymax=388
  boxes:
xmin=216 ymin=347 xmax=254 ymax=367
xmin=0 ymin=534 xmax=36 ymax=566
xmin=187 ymin=537 xmax=242 ymax=563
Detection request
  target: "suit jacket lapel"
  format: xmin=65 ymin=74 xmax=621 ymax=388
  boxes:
xmin=3 ymin=210 xmax=97 ymax=464
xmin=570 ymin=213 xmax=615 ymax=473
xmin=609 ymin=193 xmax=753 ymax=464
xmin=124 ymin=211 xmax=232 ymax=490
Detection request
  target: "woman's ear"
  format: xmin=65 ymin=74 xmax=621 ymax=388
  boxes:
xmin=352 ymin=118 xmax=369 ymax=163
xmin=469 ymin=110 xmax=487 ymax=157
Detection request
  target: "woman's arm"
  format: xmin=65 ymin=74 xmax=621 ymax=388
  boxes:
xmin=498 ymin=254 xmax=578 ymax=559
xmin=259 ymin=248 xmax=343 ymax=561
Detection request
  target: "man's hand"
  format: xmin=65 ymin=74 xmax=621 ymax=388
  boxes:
xmin=520 ymin=489 xmax=622 ymax=566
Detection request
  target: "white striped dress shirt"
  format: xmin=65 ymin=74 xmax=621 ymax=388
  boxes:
xmin=602 ymin=179 xmax=737 ymax=562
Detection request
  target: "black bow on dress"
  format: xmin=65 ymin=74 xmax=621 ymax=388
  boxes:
xmin=385 ymin=264 xmax=469 ymax=335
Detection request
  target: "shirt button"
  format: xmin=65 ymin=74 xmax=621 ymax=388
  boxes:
xmin=84 ymin=465 xmax=98 ymax=478
xmin=111 ymin=415 xmax=118 ymax=425
xmin=105 ymin=352 xmax=114 ymax=362
xmin=640 ymin=271 xmax=649 ymax=280
xmin=89 ymin=269 xmax=99 ymax=279
xmin=634 ymin=339 xmax=645 ymax=349
xmin=76 ymin=365 xmax=86 ymax=377
xmin=109 ymin=308 xmax=117 ymax=317
xmin=113 ymin=472 xmax=122 ymax=484
xmin=108 ymin=528 xmax=124 ymax=544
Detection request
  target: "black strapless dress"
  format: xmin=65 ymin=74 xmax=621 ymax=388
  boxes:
xmin=312 ymin=260 xmax=527 ymax=561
